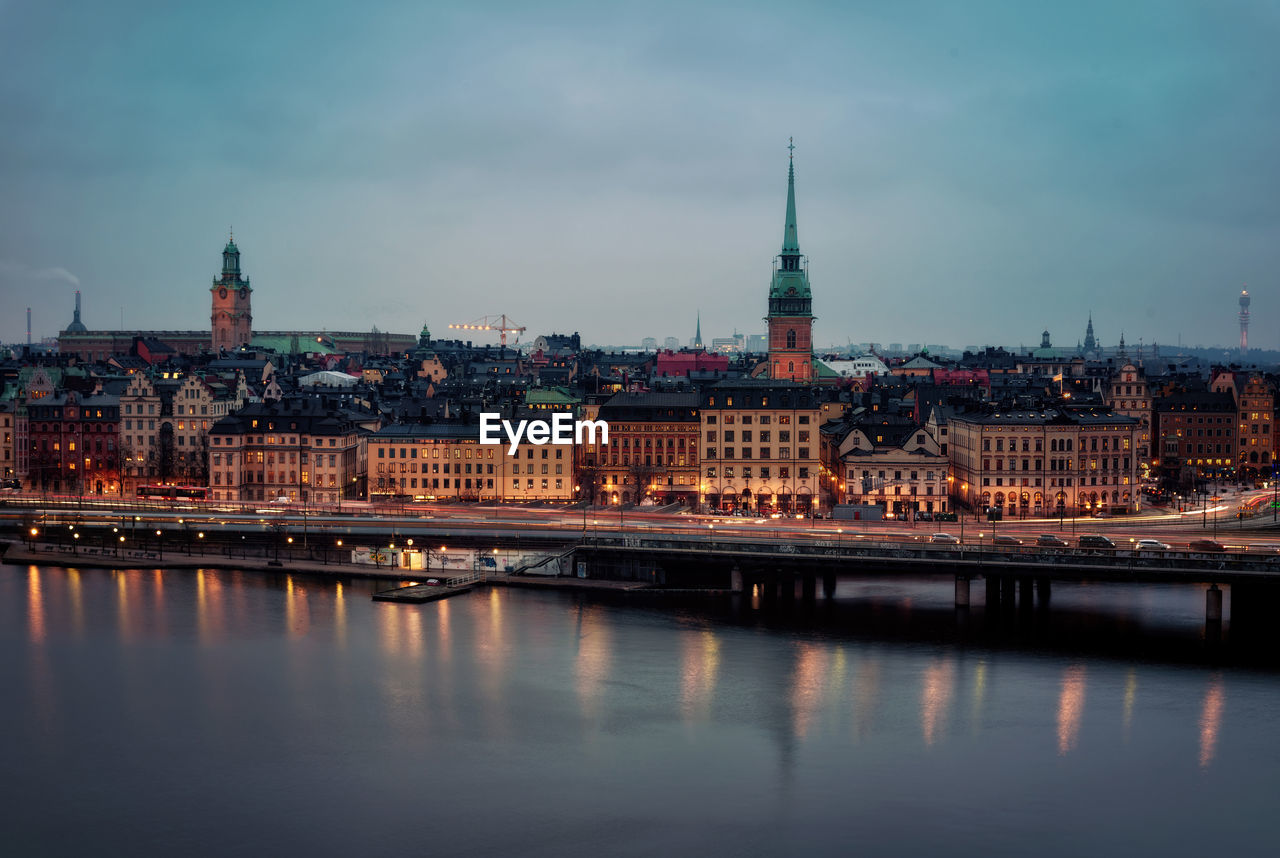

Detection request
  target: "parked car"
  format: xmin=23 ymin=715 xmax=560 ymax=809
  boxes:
xmin=992 ymin=535 xmax=1023 ymax=546
xmin=934 ymin=512 xmax=958 ymax=522
xmin=1078 ymin=534 xmax=1116 ymax=549
xmin=1188 ymin=539 xmax=1227 ymax=553
xmin=915 ymin=511 xmax=934 ymax=522
xmin=929 ymin=532 xmax=960 ymax=544
xmin=1135 ymin=539 xmax=1170 ymax=551
xmin=1035 ymin=534 xmax=1069 ymax=547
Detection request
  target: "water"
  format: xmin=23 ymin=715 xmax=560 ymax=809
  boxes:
xmin=3 ymin=563 xmax=1278 ymax=857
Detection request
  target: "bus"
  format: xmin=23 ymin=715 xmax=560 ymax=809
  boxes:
xmin=136 ymin=485 xmax=210 ymax=501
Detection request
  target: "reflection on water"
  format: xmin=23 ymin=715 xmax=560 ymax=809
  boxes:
xmin=1123 ymin=668 xmax=1138 ymax=741
xmin=850 ymin=655 xmax=881 ymax=741
xmin=573 ymin=603 xmax=612 ymax=724
xmin=1057 ymin=664 xmax=1087 ymax=755
xmin=920 ymin=657 xmax=954 ymax=747
xmin=789 ymin=642 xmax=827 ymax=739
xmin=969 ymin=659 xmax=987 ymax=735
xmin=1199 ymin=674 xmax=1225 ymax=769
xmin=679 ymin=628 xmax=720 ymax=726
xmin=1 ymin=564 xmax=1274 ymax=857
xmin=26 ymin=568 xmax=44 ymax=644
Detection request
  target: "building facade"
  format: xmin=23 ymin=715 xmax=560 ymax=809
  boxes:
xmin=1105 ymin=362 xmax=1153 ymax=478
xmin=589 ymin=392 xmax=700 ymax=506
xmin=27 ymin=391 xmax=121 ymax=495
xmin=1155 ymin=391 xmax=1237 ymax=489
xmin=827 ymin=418 xmax=949 ymax=517
xmin=949 ymin=406 xmax=1141 ymax=517
xmin=699 ymin=382 xmax=823 ymax=514
xmin=209 ymin=400 xmax=367 ymax=504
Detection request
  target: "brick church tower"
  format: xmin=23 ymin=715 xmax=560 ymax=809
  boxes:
xmin=766 ymin=141 xmax=815 ymax=381
xmin=210 ymin=233 xmax=253 ymax=350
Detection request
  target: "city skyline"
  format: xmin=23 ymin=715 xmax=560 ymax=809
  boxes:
xmin=2 ymin=1 xmax=1277 ymax=349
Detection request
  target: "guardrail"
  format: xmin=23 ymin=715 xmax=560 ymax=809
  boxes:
xmin=579 ymin=531 xmax=1280 ymax=577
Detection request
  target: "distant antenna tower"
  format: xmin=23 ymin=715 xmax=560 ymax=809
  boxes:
xmin=1239 ymin=288 xmax=1250 ymax=352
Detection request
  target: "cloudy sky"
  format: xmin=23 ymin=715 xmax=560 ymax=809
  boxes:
xmin=1 ymin=0 xmax=1276 ymax=351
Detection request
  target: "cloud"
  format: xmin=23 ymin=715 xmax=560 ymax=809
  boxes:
xmin=0 ymin=260 xmax=80 ymax=287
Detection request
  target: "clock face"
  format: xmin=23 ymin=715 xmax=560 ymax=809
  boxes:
xmin=219 ymin=287 xmax=227 ymax=299
xmin=239 ymin=287 xmax=248 ymax=300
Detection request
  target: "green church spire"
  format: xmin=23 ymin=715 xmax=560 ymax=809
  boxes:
xmin=782 ymin=137 xmax=799 ymax=254
xmin=769 ymin=139 xmax=810 ymax=302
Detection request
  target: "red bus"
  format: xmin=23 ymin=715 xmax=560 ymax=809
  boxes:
xmin=136 ymin=485 xmax=210 ymax=501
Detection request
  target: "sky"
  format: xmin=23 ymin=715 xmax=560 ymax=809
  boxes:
xmin=1 ymin=0 xmax=1277 ymax=352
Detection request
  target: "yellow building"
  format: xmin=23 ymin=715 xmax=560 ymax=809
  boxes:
xmin=699 ymin=382 xmax=824 ymax=515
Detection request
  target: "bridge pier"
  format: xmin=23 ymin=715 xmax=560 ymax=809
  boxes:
xmin=985 ymin=575 xmax=1000 ymax=609
xmin=801 ymin=574 xmax=817 ymax=603
xmin=822 ymin=574 xmax=837 ymax=599
xmin=1206 ymin=584 xmax=1223 ymax=625
xmin=1018 ymin=577 xmax=1033 ymax=612
xmin=1037 ymin=578 xmax=1051 ymax=607
xmin=782 ymin=573 xmax=796 ymax=605
xmin=1000 ymin=575 xmax=1016 ymax=611
xmin=730 ymin=566 xmax=743 ymax=594
xmin=955 ymin=575 xmax=970 ymax=608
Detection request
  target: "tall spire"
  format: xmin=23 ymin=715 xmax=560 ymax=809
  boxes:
xmin=782 ymin=137 xmax=799 ymax=254
xmin=694 ymin=310 xmax=703 ymax=349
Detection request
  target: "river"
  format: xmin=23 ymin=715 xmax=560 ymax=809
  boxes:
xmin=3 ymin=563 xmax=1277 ymax=856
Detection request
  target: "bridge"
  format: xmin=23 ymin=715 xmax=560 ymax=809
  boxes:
xmin=4 ymin=496 xmax=1280 ymax=632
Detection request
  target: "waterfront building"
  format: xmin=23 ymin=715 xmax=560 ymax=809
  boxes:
xmin=0 ymin=401 xmax=15 ymax=482
xmin=825 ymin=416 xmax=949 ymax=516
xmin=1154 ymin=390 xmax=1237 ymax=489
xmin=1105 ymin=363 xmax=1154 ymax=477
xmin=948 ymin=405 xmax=1141 ymax=517
xmin=589 ymin=392 xmax=700 ymax=506
xmin=27 ymin=390 xmax=121 ymax=494
xmin=209 ymin=399 xmax=367 ymax=504
xmin=369 ymin=423 xmax=497 ymax=502
xmin=368 ymin=421 xmax=576 ymax=503
xmin=1211 ymin=371 xmax=1274 ymax=483
xmin=766 ymin=145 xmax=815 ymax=382
xmin=699 ymin=381 xmax=823 ymax=514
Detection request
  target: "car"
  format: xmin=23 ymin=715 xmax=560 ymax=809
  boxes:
xmin=1188 ymin=539 xmax=1226 ymax=553
xmin=424 ymin=578 xmax=443 ymax=586
xmin=934 ymin=512 xmax=958 ymax=522
xmin=1093 ymin=509 xmax=1110 ymax=518
xmin=1078 ymin=534 xmax=1116 ymax=549
xmin=1035 ymin=534 xmax=1069 ymax=547
xmin=915 ymin=511 xmax=934 ymax=522
xmin=929 ymin=532 xmax=960 ymax=544
xmin=992 ymin=534 xmax=1023 ymax=546
xmin=1135 ymin=539 xmax=1170 ymax=551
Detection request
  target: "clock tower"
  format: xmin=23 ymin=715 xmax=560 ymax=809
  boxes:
xmin=766 ymin=141 xmax=814 ymax=381
xmin=210 ymin=233 xmax=253 ymax=350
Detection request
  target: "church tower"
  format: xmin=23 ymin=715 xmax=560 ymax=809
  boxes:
xmin=766 ymin=140 xmax=814 ymax=381
xmin=210 ymin=233 xmax=253 ymax=350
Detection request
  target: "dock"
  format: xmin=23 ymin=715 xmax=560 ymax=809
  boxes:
xmin=372 ymin=572 xmax=481 ymax=603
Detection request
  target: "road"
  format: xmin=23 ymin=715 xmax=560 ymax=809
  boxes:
xmin=3 ymin=489 xmax=1279 ymax=556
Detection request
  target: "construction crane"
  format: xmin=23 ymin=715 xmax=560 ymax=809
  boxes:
xmin=448 ymin=314 xmax=527 ymax=348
